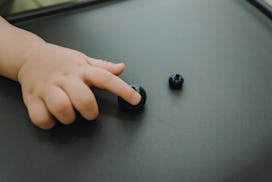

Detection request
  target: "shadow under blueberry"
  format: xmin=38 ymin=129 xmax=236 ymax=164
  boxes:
xmin=94 ymin=88 xmax=146 ymax=135
xmin=94 ymin=88 xmax=147 ymax=122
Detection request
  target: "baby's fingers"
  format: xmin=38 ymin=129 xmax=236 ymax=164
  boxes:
xmin=41 ymin=87 xmax=76 ymax=125
xmin=84 ymin=67 xmax=141 ymax=105
xmin=86 ymin=57 xmax=125 ymax=76
xmin=60 ymin=79 xmax=99 ymax=121
xmin=22 ymin=93 xmax=55 ymax=129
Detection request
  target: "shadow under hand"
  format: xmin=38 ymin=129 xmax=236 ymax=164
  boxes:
xmin=32 ymin=87 xmax=146 ymax=144
xmin=31 ymin=114 xmax=102 ymax=145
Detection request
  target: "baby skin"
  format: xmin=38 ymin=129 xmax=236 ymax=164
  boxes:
xmin=0 ymin=17 xmax=141 ymax=129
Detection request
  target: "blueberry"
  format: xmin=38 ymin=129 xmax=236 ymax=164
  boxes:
xmin=169 ymin=74 xmax=184 ymax=89
xmin=118 ymin=84 xmax=146 ymax=112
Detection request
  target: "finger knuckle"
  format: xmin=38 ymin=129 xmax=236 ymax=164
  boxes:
xmin=102 ymin=60 xmax=109 ymax=66
xmin=52 ymin=100 xmax=71 ymax=114
xmin=78 ymin=96 xmax=93 ymax=109
xmin=101 ymin=69 xmax=114 ymax=83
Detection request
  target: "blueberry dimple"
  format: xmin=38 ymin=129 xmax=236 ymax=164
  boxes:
xmin=118 ymin=84 xmax=146 ymax=112
xmin=169 ymin=73 xmax=184 ymax=89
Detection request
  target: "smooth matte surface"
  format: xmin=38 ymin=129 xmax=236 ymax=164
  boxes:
xmin=1 ymin=0 xmax=272 ymax=181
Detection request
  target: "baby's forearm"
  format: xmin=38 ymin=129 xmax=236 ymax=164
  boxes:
xmin=0 ymin=17 xmax=45 ymax=81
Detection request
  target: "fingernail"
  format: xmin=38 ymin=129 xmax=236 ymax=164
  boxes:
xmin=132 ymin=92 xmax=142 ymax=105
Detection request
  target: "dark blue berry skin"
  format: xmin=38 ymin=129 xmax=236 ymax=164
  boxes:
xmin=118 ymin=84 xmax=146 ymax=112
xmin=169 ymin=74 xmax=184 ymax=89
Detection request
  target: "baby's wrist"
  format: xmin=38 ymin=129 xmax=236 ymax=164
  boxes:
xmin=16 ymin=39 xmax=47 ymax=82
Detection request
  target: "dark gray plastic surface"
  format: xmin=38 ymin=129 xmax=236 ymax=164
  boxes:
xmin=1 ymin=0 xmax=272 ymax=181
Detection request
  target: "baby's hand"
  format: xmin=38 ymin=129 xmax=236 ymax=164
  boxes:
xmin=17 ymin=43 xmax=141 ymax=129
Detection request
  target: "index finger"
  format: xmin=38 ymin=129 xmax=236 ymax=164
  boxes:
xmin=84 ymin=67 xmax=141 ymax=105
